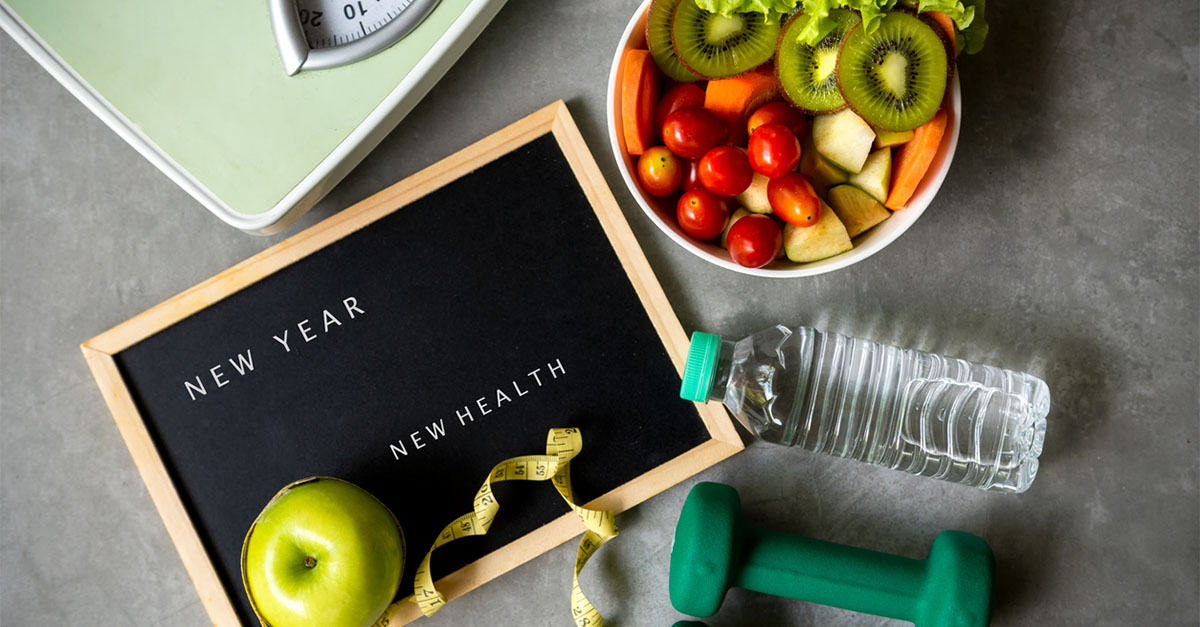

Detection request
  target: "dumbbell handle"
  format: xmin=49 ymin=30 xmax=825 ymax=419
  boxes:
xmin=737 ymin=525 xmax=926 ymax=622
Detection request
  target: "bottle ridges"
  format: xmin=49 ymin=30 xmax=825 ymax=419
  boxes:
xmin=723 ymin=326 xmax=1049 ymax=492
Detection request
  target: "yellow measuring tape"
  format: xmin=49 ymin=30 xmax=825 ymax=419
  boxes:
xmin=411 ymin=428 xmax=618 ymax=626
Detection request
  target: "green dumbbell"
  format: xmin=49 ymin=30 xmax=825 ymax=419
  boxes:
xmin=670 ymin=482 xmax=994 ymax=627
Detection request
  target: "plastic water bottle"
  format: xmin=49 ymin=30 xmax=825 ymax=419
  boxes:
xmin=680 ymin=326 xmax=1049 ymax=492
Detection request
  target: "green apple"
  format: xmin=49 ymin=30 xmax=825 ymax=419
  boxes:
xmin=242 ymin=477 xmax=405 ymax=627
xmin=783 ymin=200 xmax=853 ymax=262
xmin=827 ymin=184 xmax=891 ymax=238
xmin=812 ymin=109 xmax=876 ymax=174
xmin=847 ymin=148 xmax=892 ymax=204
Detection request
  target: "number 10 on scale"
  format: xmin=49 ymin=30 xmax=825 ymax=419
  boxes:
xmin=269 ymin=0 xmax=442 ymax=73
xmin=296 ymin=0 xmax=425 ymax=47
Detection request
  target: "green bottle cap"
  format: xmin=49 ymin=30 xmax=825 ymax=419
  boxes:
xmin=680 ymin=332 xmax=722 ymax=402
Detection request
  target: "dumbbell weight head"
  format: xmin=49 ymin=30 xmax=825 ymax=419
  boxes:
xmin=916 ymin=531 xmax=995 ymax=627
xmin=669 ymin=481 xmax=744 ymax=617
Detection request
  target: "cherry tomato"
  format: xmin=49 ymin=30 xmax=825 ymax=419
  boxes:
xmin=748 ymin=123 xmax=802 ymax=179
xmin=662 ymin=107 xmax=729 ymax=160
xmin=715 ymin=195 xmax=737 ymax=215
xmin=747 ymin=101 xmax=808 ymax=137
xmin=727 ymin=214 xmax=782 ymax=268
xmin=655 ymin=83 xmax=706 ymax=135
xmin=680 ymin=159 xmax=703 ymax=192
xmin=637 ymin=146 xmax=683 ymax=197
xmin=767 ymin=172 xmax=822 ymax=227
xmin=676 ymin=189 xmax=730 ymax=240
xmin=698 ymin=146 xmax=754 ymax=196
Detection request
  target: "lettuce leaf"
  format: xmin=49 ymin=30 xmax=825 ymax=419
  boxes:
xmin=916 ymin=0 xmax=988 ymax=54
xmin=789 ymin=0 xmax=898 ymax=44
xmin=958 ymin=0 xmax=988 ymax=54
xmin=847 ymin=0 xmax=901 ymax=33
xmin=693 ymin=0 xmax=988 ymax=52
xmin=694 ymin=0 xmax=801 ymax=23
xmin=916 ymin=0 xmax=974 ymax=29
xmin=790 ymin=0 xmax=835 ymax=43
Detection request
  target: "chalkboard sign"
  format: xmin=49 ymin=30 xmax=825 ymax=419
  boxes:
xmin=82 ymin=102 xmax=742 ymax=626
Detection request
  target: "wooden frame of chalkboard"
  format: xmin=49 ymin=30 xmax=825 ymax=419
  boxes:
xmin=80 ymin=101 xmax=743 ymax=626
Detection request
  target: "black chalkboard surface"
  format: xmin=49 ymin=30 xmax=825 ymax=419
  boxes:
xmin=82 ymin=103 xmax=741 ymax=626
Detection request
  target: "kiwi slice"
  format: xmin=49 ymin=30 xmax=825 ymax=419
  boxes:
xmin=776 ymin=9 xmax=861 ymax=114
xmin=671 ymin=1 xmax=780 ymax=80
xmin=920 ymin=12 xmax=958 ymax=80
xmin=836 ymin=11 xmax=949 ymax=131
xmin=646 ymin=0 xmax=700 ymax=83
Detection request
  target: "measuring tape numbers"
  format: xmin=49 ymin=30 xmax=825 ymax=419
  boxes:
xmin=378 ymin=427 xmax=618 ymax=626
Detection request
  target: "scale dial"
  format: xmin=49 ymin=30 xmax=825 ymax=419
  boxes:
xmin=268 ymin=0 xmax=443 ymax=74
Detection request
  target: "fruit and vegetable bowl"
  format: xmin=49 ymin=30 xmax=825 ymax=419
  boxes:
xmin=607 ymin=0 xmax=981 ymax=277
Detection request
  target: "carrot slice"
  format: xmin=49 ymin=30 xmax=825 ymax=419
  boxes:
xmin=885 ymin=109 xmax=949 ymax=210
xmin=622 ymin=49 xmax=660 ymax=156
xmin=926 ymin=11 xmax=958 ymax=56
xmin=703 ymin=67 xmax=781 ymax=144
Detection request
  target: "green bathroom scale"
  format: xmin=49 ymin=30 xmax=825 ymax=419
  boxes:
xmin=0 ymin=0 xmax=506 ymax=233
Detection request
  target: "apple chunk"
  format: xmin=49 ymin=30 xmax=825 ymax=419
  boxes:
xmin=847 ymin=148 xmax=892 ymax=204
xmin=874 ymin=128 xmax=914 ymax=149
xmin=827 ymin=184 xmax=891 ymax=238
xmin=783 ymin=200 xmax=853 ymax=262
xmin=799 ymin=134 xmax=849 ymax=196
xmin=812 ymin=109 xmax=876 ymax=173
xmin=242 ymin=477 xmax=405 ymax=627
xmin=735 ymin=173 xmax=772 ymax=214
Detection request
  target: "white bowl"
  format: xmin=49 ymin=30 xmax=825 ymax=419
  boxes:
xmin=606 ymin=0 xmax=961 ymax=277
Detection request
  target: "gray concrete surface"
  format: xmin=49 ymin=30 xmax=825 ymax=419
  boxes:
xmin=2 ymin=1 xmax=1197 ymax=625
